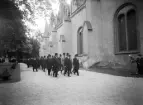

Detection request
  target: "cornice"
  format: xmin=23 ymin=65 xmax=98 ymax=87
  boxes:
xmin=70 ymin=4 xmax=86 ymax=18
xmin=64 ymin=18 xmax=71 ymax=22
xmin=55 ymin=22 xmax=63 ymax=30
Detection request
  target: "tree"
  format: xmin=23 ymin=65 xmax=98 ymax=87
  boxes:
xmin=0 ymin=0 xmax=27 ymax=57
xmin=0 ymin=0 xmax=70 ymax=57
xmin=29 ymin=38 xmax=40 ymax=57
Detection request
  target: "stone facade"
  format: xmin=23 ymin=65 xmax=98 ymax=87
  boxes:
xmin=45 ymin=0 xmax=143 ymax=71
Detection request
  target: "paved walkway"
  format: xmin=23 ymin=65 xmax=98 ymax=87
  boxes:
xmin=0 ymin=63 xmax=143 ymax=105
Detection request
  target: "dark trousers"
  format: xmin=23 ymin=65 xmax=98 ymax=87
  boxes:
xmin=41 ymin=64 xmax=44 ymax=70
xmin=48 ymin=68 xmax=51 ymax=75
xmin=73 ymin=68 xmax=79 ymax=76
xmin=137 ymin=64 xmax=143 ymax=74
xmin=67 ymin=69 xmax=71 ymax=76
xmin=64 ymin=67 xmax=71 ymax=76
xmin=53 ymin=67 xmax=58 ymax=77
xmin=33 ymin=67 xmax=38 ymax=72
xmin=53 ymin=70 xmax=58 ymax=77
xmin=43 ymin=65 xmax=46 ymax=71
xmin=27 ymin=64 xmax=29 ymax=68
xmin=61 ymin=65 xmax=64 ymax=73
xmin=64 ymin=67 xmax=67 ymax=76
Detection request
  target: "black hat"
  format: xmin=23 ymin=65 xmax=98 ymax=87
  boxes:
xmin=138 ymin=54 xmax=142 ymax=56
xmin=55 ymin=53 xmax=58 ymax=56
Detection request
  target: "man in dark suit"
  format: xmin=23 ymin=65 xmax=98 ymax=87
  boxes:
xmin=73 ymin=54 xmax=79 ymax=76
xmin=65 ymin=54 xmax=72 ymax=77
xmin=53 ymin=53 xmax=60 ymax=77
xmin=43 ymin=56 xmax=47 ymax=72
xmin=61 ymin=53 xmax=65 ymax=74
xmin=68 ymin=55 xmax=72 ymax=75
xmin=46 ymin=54 xmax=53 ymax=76
xmin=32 ymin=58 xmax=39 ymax=72
xmin=58 ymin=54 xmax=62 ymax=73
xmin=64 ymin=53 xmax=69 ymax=76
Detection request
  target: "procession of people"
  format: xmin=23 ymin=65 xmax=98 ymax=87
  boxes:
xmin=25 ymin=53 xmax=80 ymax=77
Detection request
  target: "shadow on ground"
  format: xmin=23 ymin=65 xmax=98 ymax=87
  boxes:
xmin=87 ymin=67 xmax=143 ymax=78
xmin=0 ymin=78 xmax=20 ymax=84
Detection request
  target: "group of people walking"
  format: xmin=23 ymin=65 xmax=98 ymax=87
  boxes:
xmin=25 ymin=53 xmax=80 ymax=77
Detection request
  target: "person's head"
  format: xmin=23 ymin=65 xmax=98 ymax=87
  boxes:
xmin=63 ymin=53 xmax=65 ymax=56
xmin=75 ymin=54 xmax=78 ymax=58
xmin=138 ymin=54 xmax=142 ymax=57
xmin=69 ymin=55 xmax=71 ymax=58
xmin=66 ymin=53 xmax=69 ymax=57
xmin=55 ymin=53 xmax=58 ymax=57
xmin=60 ymin=54 xmax=62 ymax=57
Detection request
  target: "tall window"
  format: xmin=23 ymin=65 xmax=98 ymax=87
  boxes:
xmin=77 ymin=27 xmax=83 ymax=54
xmin=115 ymin=4 xmax=138 ymax=54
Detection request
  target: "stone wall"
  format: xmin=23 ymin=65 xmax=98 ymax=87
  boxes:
xmin=79 ymin=0 xmax=143 ymax=71
xmin=71 ymin=7 xmax=86 ymax=55
xmin=55 ymin=21 xmax=72 ymax=54
xmin=47 ymin=0 xmax=143 ymax=72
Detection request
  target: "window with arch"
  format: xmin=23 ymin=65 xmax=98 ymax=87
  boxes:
xmin=77 ymin=27 xmax=83 ymax=54
xmin=115 ymin=4 xmax=139 ymax=54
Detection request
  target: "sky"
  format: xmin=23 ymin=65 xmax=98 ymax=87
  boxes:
xmin=35 ymin=18 xmax=46 ymax=33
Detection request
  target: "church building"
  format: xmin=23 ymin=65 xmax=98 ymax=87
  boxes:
xmin=45 ymin=0 xmax=143 ymax=71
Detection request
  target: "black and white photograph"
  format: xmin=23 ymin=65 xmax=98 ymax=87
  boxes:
xmin=0 ymin=0 xmax=143 ymax=105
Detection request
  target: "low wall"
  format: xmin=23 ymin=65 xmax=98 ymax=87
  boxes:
xmin=11 ymin=63 xmax=21 ymax=81
xmin=0 ymin=63 xmax=21 ymax=81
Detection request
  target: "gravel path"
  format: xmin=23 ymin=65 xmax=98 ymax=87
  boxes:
xmin=0 ymin=63 xmax=143 ymax=105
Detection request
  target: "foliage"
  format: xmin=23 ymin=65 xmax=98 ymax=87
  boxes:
xmin=0 ymin=0 xmax=71 ymax=57
xmin=29 ymin=38 xmax=40 ymax=57
xmin=0 ymin=0 xmax=26 ymax=55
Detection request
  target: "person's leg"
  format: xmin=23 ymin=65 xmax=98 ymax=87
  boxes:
xmin=53 ymin=71 xmax=55 ymax=77
xmin=33 ymin=68 xmax=34 ymax=72
xmin=137 ymin=63 xmax=140 ymax=74
xmin=61 ymin=65 xmax=64 ymax=74
xmin=53 ymin=69 xmax=55 ymax=77
xmin=77 ymin=70 xmax=79 ymax=76
xmin=64 ymin=67 xmax=67 ymax=76
xmin=73 ymin=68 xmax=76 ymax=74
xmin=27 ymin=64 xmax=29 ymax=68
xmin=70 ymin=68 xmax=72 ymax=74
xmin=48 ymin=69 xmax=50 ymax=75
xmin=68 ymin=69 xmax=70 ymax=77
xmin=55 ymin=70 xmax=58 ymax=77
xmin=74 ymin=68 xmax=78 ymax=76
xmin=36 ymin=68 xmax=38 ymax=72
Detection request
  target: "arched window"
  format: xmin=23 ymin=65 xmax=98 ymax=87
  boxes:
xmin=77 ymin=27 xmax=83 ymax=54
xmin=115 ymin=4 xmax=139 ymax=54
